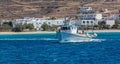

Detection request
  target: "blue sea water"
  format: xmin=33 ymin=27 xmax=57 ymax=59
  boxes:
xmin=0 ymin=32 xmax=120 ymax=64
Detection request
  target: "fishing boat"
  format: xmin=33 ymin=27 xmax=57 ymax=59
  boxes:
xmin=56 ymin=20 xmax=97 ymax=42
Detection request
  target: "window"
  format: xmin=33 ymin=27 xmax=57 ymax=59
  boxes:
xmin=83 ymin=21 xmax=85 ymax=23
xmin=43 ymin=22 xmax=46 ymax=24
xmin=90 ymin=21 xmax=92 ymax=23
xmin=48 ymin=22 xmax=50 ymax=24
xmin=36 ymin=23 xmax=38 ymax=24
xmin=87 ymin=21 xmax=89 ymax=23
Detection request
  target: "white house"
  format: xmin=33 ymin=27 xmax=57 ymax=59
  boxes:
xmin=77 ymin=6 xmax=102 ymax=26
xmin=12 ymin=19 xmax=27 ymax=27
xmin=70 ymin=20 xmax=97 ymax=26
xmin=0 ymin=20 xmax=12 ymax=26
xmin=79 ymin=7 xmax=93 ymax=13
xmin=107 ymin=14 xmax=120 ymax=20
xmin=32 ymin=19 xmax=64 ymax=30
xmin=78 ymin=13 xmax=102 ymax=20
xmin=77 ymin=13 xmax=102 ymax=26
xmin=115 ymin=14 xmax=120 ymax=20
xmin=0 ymin=20 xmax=6 ymax=25
xmin=105 ymin=20 xmax=115 ymax=27
xmin=113 ymin=14 xmax=120 ymax=20
xmin=12 ymin=17 xmax=65 ymax=30
xmin=80 ymin=20 xmax=98 ymax=25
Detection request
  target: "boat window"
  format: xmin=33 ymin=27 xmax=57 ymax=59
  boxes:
xmin=68 ymin=27 xmax=70 ymax=30
xmin=72 ymin=27 xmax=75 ymax=29
xmin=74 ymin=27 xmax=76 ymax=29
xmin=61 ymin=27 xmax=70 ymax=30
xmin=72 ymin=27 xmax=73 ymax=29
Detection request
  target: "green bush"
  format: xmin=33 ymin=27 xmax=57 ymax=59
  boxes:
xmin=51 ymin=25 xmax=59 ymax=31
xmin=41 ymin=23 xmax=51 ymax=31
xmin=112 ymin=24 xmax=119 ymax=29
xmin=0 ymin=23 xmax=12 ymax=32
xmin=13 ymin=24 xmax=34 ymax=32
xmin=41 ymin=24 xmax=59 ymax=31
xmin=25 ymin=24 xmax=34 ymax=30
xmin=13 ymin=25 xmax=24 ymax=32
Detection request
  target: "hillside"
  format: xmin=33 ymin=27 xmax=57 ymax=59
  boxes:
xmin=0 ymin=0 xmax=120 ymax=20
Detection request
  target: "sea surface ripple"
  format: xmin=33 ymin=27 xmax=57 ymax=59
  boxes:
xmin=0 ymin=32 xmax=120 ymax=64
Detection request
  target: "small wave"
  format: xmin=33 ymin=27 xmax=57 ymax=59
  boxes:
xmin=102 ymin=39 xmax=120 ymax=41
xmin=90 ymin=39 xmax=106 ymax=42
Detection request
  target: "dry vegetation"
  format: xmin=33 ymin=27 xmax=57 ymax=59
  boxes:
xmin=0 ymin=0 xmax=120 ymax=20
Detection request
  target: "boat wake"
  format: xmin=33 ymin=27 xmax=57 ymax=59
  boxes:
xmin=0 ymin=38 xmax=107 ymax=43
xmin=90 ymin=39 xmax=106 ymax=42
xmin=59 ymin=39 xmax=106 ymax=43
xmin=0 ymin=38 xmax=58 ymax=41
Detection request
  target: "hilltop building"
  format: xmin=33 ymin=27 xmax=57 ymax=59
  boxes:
xmin=77 ymin=13 xmax=102 ymax=26
xmin=107 ymin=14 xmax=120 ymax=20
xmin=77 ymin=7 xmax=102 ymax=26
xmin=79 ymin=7 xmax=94 ymax=14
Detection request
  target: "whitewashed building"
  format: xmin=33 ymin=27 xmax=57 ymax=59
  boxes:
xmin=116 ymin=14 xmax=120 ymax=20
xmin=0 ymin=20 xmax=11 ymax=25
xmin=71 ymin=20 xmax=98 ymax=26
xmin=105 ymin=20 xmax=115 ymax=27
xmin=0 ymin=20 xmax=5 ymax=25
xmin=107 ymin=14 xmax=120 ymax=20
xmin=79 ymin=7 xmax=94 ymax=13
xmin=77 ymin=13 xmax=102 ymax=25
xmin=12 ymin=17 xmax=65 ymax=30
xmin=77 ymin=7 xmax=102 ymax=26
xmin=78 ymin=13 xmax=102 ymax=20
xmin=12 ymin=19 xmax=27 ymax=27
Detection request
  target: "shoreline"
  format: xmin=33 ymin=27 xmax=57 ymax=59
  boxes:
xmin=0 ymin=30 xmax=120 ymax=34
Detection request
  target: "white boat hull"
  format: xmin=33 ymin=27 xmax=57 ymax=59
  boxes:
xmin=56 ymin=32 xmax=92 ymax=42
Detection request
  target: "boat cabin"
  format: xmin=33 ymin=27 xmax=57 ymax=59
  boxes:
xmin=60 ymin=24 xmax=77 ymax=34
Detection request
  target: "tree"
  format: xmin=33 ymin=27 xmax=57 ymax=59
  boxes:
xmin=0 ymin=24 xmax=12 ymax=31
xmin=51 ymin=25 xmax=59 ymax=31
xmin=13 ymin=23 xmax=34 ymax=32
xmin=93 ymin=25 xmax=99 ymax=30
xmin=0 ymin=22 xmax=12 ymax=32
xmin=13 ymin=25 xmax=24 ymax=32
xmin=41 ymin=23 xmax=51 ymax=31
xmin=111 ymin=20 xmax=120 ymax=29
xmin=26 ymin=24 xmax=34 ymax=30
xmin=3 ymin=22 xmax=13 ymax=27
xmin=79 ymin=25 xmax=93 ymax=30
xmin=98 ymin=21 xmax=106 ymax=29
xmin=78 ymin=25 xmax=87 ymax=30
xmin=112 ymin=24 xmax=119 ymax=29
